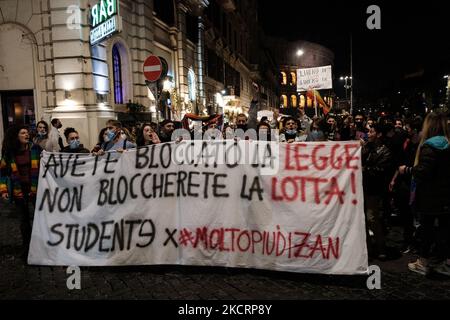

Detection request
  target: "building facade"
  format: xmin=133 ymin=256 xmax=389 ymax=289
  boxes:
xmin=203 ymin=0 xmax=279 ymax=123
xmin=0 ymin=0 xmax=280 ymax=150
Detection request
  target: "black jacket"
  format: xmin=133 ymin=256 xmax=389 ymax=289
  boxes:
xmin=411 ymin=145 xmax=450 ymax=215
xmin=362 ymin=141 xmax=393 ymax=195
xmin=61 ymin=144 xmax=90 ymax=154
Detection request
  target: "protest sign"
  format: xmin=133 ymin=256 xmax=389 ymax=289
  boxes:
xmin=297 ymin=65 xmax=333 ymax=91
xmin=29 ymin=141 xmax=367 ymax=274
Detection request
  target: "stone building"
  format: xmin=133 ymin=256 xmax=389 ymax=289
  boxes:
xmin=265 ymin=37 xmax=335 ymax=117
xmin=0 ymin=0 xmax=280 ymax=149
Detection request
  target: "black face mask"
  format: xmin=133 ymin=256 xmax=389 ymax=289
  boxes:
xmin=236 ymin=124 xmax=247 ymax=131
xmin=355 ymin=122 xmax=363 ymax=130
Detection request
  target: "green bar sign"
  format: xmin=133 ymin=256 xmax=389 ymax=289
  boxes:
xmin=91 ymin=0 xmax=118 ymax=28
xmin=90 ymin=0 xmax=121 ymax=45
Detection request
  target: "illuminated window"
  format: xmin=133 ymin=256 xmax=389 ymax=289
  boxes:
xmin=307 ymin=95 xmax=312 ymax=107
xmin=281 ymin=72 xmax=287 ymax=85
xmin=188 ymin=68 xmax=196 ymax=101
xmin=281 ymin=95 xmax=287 ymax=107
xmin=112 ymin=44 xmax=123 ymax=104
xmin=291 ymin=95 xmax=297 ymax=107
xmin=300 ymin=94 xmax=305 ymax=108
xmin=290 ymin=72 xmax=296 ymax=86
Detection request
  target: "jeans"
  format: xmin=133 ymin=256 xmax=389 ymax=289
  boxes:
xmin=365 ymin=194 xmax=386 ymax=254
xmin=14 ymin=195 xmax=33 ymax=254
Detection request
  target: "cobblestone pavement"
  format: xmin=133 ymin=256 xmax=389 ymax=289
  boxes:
xmin=1 ymin=202 xmax=449 ymax=300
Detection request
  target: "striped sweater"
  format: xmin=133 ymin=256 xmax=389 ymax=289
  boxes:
xmin=0 ymin=143 xmax=41 ymax=199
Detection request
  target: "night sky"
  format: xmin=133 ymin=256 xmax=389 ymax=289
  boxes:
xmin=259 ymin=0 xmax=450 ymax=106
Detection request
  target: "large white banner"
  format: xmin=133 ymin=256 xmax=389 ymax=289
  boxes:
xmin=297 ymin=65 xmax=333 ymax=91
xmin=29 ymin=141 xmax=368 ymax=275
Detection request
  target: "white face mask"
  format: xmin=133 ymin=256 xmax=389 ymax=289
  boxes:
xmin=121 ymin=133 xmax=127 ymax=140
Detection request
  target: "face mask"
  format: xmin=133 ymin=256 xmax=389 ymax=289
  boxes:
xmin=106 ymin=130 xmax=116 ymax=141
xmin=69 ymin=139 xmax=80 ymax=149
xmin=121 ymin=133 xmax=127 ymax=140
xmin=285 ymin=129 xmax=297 ymax=136
xmin=310 ymin=131 xmax=322 ymax=140
xmin=38 ymin=131 xmax=46 ymax=137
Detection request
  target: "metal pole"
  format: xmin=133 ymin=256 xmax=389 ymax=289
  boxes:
xmin=350 ymin=34 xmax=353 ymax=115
xmin=154 ymin=82 xmax=160 ymax=127
xmin=345 ymin=79 xmax=348 ymax=100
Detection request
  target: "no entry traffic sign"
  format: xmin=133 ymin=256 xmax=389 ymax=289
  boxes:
xmin=143 ymin=55 xmax=163 ymax=82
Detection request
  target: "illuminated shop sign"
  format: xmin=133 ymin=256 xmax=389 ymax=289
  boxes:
xmin=90 ymin=0 xmax=122 ymax=45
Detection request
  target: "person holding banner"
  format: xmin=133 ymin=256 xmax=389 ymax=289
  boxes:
xmin=137 ymin=123 xmax=161 ymax=146
xmin=279 ymin=117 xmax=306 ymax=143
xmin=159 ymin=119 xmax=176 ymax=143
xmin=0 ymin=125 xmax=42 ymax=263
xmin=96 ymin=120 xmax=136 ymax=155
xmin=257 ymin=121 xmax=272 ymax=141
xmin=61 ymin=127 xmax=90 ymax=153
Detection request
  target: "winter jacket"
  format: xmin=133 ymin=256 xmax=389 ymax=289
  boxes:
xmin=60 ymin=144 xmax=90 ymax=154
xmin=407 ymin=136 xmax=450 ymax=215
xmin=362 ymin=141 xmax=393 ymax=195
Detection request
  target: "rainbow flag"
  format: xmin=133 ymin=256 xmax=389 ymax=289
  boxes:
xmin=306 ymin=90 xmax=331 ymax=115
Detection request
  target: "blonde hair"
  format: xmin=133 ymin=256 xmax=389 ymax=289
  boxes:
xmin=414 ymin=112 xmax=450 ymax=166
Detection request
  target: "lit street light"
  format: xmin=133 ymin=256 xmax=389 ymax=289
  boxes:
xmin=444 ymin=75 xmax=450 ymax=108
xmin=296 ymin=49 xmax=304 ymax=57
xmin=340 ymin=75 xmax=352 ymax=102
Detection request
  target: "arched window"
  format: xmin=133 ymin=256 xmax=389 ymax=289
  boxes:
xmin=188 ymin=68 xmax=196 ymax=101
xmin=281 ymin=95 xmax=287 ymax=107
xmin=300 ymin=94 xmax=305 ymax=108
xmin=112 ymin=44 xmax=123 ymax=104
xmin=290 ymin=72 xmax=296 ymax=86
xmin=291 ymin=95 xmax=297 ymax=107
xmin=281 ymin=72 xmax=287 ymax=85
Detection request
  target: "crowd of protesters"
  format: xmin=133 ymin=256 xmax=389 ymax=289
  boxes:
xmin=1 ymin=95 xmax=450 ymax=276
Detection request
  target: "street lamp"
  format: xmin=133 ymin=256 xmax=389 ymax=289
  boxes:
xmin=296 ymin=49 xmax=304 ymax=57
xmin=444 ymin=75 xmax=450 ymax=108
xmin=339 ymin=76 xmax=352 ymax=101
